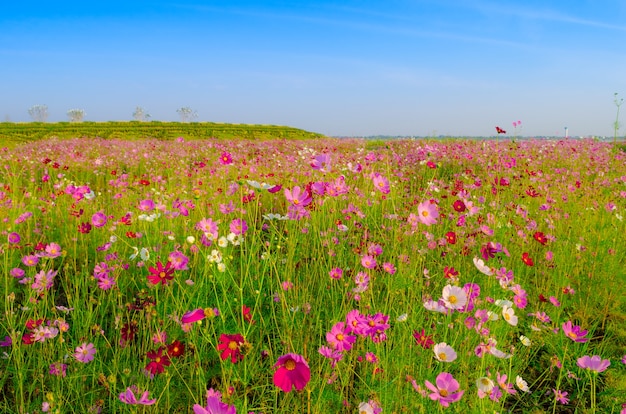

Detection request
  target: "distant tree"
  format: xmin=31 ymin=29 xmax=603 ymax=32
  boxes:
xmin=28 ymin=104 xmax=49 ymax=122
xmin=176 ymin=107 xmax=198 ymax=123
xmin=67 ymin=109 xmax=86 ymax=123
xmin=133 ymin=106 xmax=151 ymax=121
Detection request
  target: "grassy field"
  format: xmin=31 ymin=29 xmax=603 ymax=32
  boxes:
xmin=0 ymin=135 xmax=625 ymax=413
xmin=0 ymin=122 xmax=326 ymax=147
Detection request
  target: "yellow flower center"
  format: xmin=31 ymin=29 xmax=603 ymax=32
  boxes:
xmin=438 ymin=352 xmax=447 ymax=361
xmin=228 ymin=341 xmax=239 ymax=350
xmin=422 ymin=210 xmax=429 ymax=217
xmin=159 ymin=272 xmax=166 ymax=278
xmin=285 ymin=359 xmax=296 ymax=371
xmin=336 ymin=333 xmax=344 ymax=341
xmin=440 ymin=389 xmax=448 ymax=397
xmin=448 ymin=295 xmax=457 ymax=304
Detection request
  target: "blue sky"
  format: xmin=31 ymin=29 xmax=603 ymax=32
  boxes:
xmin=2 ymin=1 xmax=626 ymax=137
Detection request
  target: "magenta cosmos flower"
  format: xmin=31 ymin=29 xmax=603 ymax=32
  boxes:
xmin=273 ymin=353 xmax=311 ymax=392
xmin=562 ymin=320 xmax=589 ymax=343
xmin=417 ymin=200 xmax=439 ymax=226
xmin=193 ymin=388 xmax=235 ymax=414
xmin=8 ymin=232 xmax=21 ymax=244
xmin=577 ymin=355 xmax=611 ymax=373
xmin=181 ymin=308 xmax=206 ymax=324
xmin=424 ymin=372 xmax=464 ymax=407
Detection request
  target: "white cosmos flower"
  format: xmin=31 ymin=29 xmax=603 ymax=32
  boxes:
xmin=473 ymin=257 xmax=494 ymax=276
xmin=476 ymin=377 xmax=495 ymax=393
xmin=520 ymin=335 xmax=531 ymax=346
xmin=502 ymin=306 xmax=518 ymax=326
xmin=424 ymin=299 xmax=448 ymax=313
xmin=442 ymin=285 xmax=468 ymax=310
xmin=433 ymin=342 xmax=457 ymax=362
xmin=139 ymin=247 xmax=150 ymax=261
xmin=516 ymin=375 xmax=530 ymax=392
xmin=495 ymin=299 xmax=513 ymax=308
xmin=396 ymin=313 xmax=408 ymax=322
xmin=217 ymin=236 xmax=229 ymax=248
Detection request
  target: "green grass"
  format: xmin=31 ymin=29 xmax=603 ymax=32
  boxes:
xmin=0 ymin=136 xmax=625 ymax=413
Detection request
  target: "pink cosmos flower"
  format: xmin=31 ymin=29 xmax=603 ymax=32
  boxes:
xmin=168 ymin=251 xmax=189 ymax=271
xmin=119 ymin=386 xmax=156 ymax=405
xmin=193 ymin=388 xmax=235 ymax=414
xmin=74 ymin=342 xmax=96 ymax=363
xmin=382 ymin=262 xmax=396 ymax=274
xmin=284 ymin=186 xmax=311 ymax=207
xmin=229 ymin=218 xmax=248 ymax=235
xmin=329 ymin=267 xmax=343 ymax=279
xmin=326 ymin=322 xmax=356 ymax=351
xmin=273 ymin=353 xmax=311 ymax=392
xmin=22 ymin=254 xmax=39 ymax=267
xmin=417 ymin=200 xmax=439 ymax=226
xmin=196 ymin=217 xmax=219 ymax=235
xmin=138 ymin=199 xmax=155 ymax=212
xmin=310 ymin=153 xmax=331 ymax=173
xmin=91 ymin=212 xmax=107 ymax=228
xmin=562 ymin=320 xmax=588 ymax=343
xmin=424 ymin=372 xmax=464 ymax=407
xmin=372 ymin=173 xmax=390 ymax=194
xmin=553 ymin=389 xmax=569 ymax=404
xmin=361 ymin=255 xmax=377 ymax=269
xmin=576 ymin=355 xmax=610 ymax=373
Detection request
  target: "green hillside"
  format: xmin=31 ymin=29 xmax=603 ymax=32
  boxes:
xmin=0 ymin=121 xmax=326 ymax=147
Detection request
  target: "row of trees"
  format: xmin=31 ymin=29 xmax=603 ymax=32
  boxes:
xmin=26 ymin=105 xmax=199 ymax=123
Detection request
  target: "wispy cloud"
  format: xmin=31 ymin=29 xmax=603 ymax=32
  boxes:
xmin=469 ymin=1 xmax=626 ymax=32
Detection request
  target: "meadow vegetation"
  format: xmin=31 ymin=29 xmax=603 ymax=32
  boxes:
xmin=0 ymin=135 xmax=625 ymax=413
xmin=0 ymin=122 xmax=325 ymax=147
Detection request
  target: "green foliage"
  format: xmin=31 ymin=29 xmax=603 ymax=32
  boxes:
xmin=0 ymin=122 xmax=326 ymax=147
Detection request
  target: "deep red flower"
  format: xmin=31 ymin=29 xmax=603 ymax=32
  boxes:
xmin=445 ymin=232 xmax=457 ymax=245
xmin=452 ymin=200 xmax=466 ymax=213
xmin=167 ymin=340 xmax=185 ymax=358
xmin=495 ymin=126 xmax=506 ymax=134
xmin=126 ymin=231 xmax=138 ymax=238
xmin=443 ymin=266 xmax=459 ymax=279
xmin=145 ymin=347 xmax=170 ymax=375
xmin=120 ymin=321 xmax=138 ymax=346
xmin=521 ymin=252 xmax=534 ymax=266
xmin=139 ymin=179 xmax=150 ymax=186
xmin=241 ymin=305 xmax=254 ymax=324
xmin=147 ymin=261 xmax=175 ymax=285
xmin=78 ymin=222 xmax=92 ymax=234
xmin=217 ymin=333 xmax=246 ymax=363
xmin=413 ymin=329 xmax=434 ymax=349
xmin=526 ymin=186 xmax=540 ymax=197
xmin=533 ymin=231 xmax=548 ymax=245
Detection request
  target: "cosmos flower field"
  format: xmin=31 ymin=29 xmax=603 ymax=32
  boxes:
xmin=1 ymin=136 xmax=625 ymax=413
